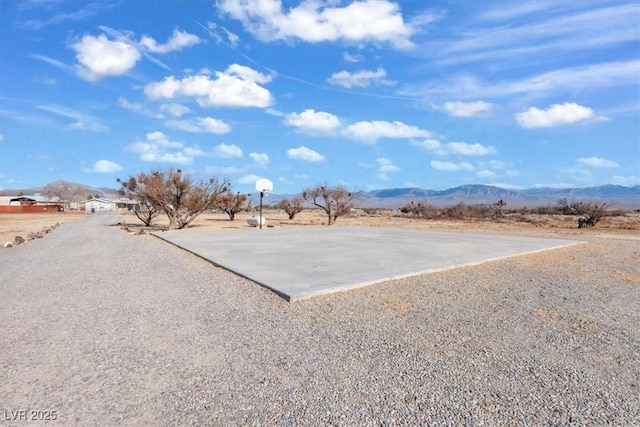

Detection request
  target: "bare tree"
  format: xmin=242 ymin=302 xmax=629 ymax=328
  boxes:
xmin=302 ymin=184 xmax=360 ymax=225
xmin=277 ymin=197 xmax=305 ymax=220
xmin=557 ymin=198 xmax=610 ymax=228
xmin=118 ymin=169 xmax=229 ymax=229
xmin=118 ymin=177 xmax=161 ymax=226
xmin=219 ymin=192 xmax=251 ymax=220
xmin=42 ymin=180 xmax=85 ymax=209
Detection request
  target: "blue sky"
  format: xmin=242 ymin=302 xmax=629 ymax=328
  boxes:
xmin=1 ymin=0 xmax=639 ymax=195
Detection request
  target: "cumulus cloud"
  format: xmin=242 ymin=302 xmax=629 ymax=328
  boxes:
xmin=217 ymin=0 xmax=414 ymax=48
xmin=81 ymin=159 xmax=123 ymax=173
xmin=164 ymin=117 xmax=231 ymax=134
xmin=435 ymin=100 xmax=493 ymax=117
xmin=287 ymin=146 xmax=325 ymax=162
xmin=139 ymin=28 xmax=202 ymax=53
xmin=125 ymin=131 xmax=200 ymax=164
xmin=72 ymin=34 xmax=141 ymax=81
xmin=249 ymin=152 xmax=269 ymax=168
xmin=516 ymin=102 xmax=601 ymax=128
xmin=213 ymin=143 xmax=243 ymax=158
xmin=327 ymin=67 xmax=394 ymax=89
xmin=70 ymin=27 xmax=202 ymax=81
xmin=430 ymin=160 xmax=473 ymax=171
xmin=342 ymin=120 xmax=433 ymax=143
xmin=284 ymin=109 xmax=341 ymax=134
xmin=576 ymin=156 xmax=619 ymax=168
xmin=144 ymin=64 xmax=274 ymax=108
xmin=411 ymin=139 xmax=496 ymax=156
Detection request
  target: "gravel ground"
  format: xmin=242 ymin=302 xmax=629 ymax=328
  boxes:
xmin=1 ymin=213 xmax=638 ymax=426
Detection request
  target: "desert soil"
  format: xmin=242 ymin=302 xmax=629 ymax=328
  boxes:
xmin=0 ymin=210 xmax=639 ymax=425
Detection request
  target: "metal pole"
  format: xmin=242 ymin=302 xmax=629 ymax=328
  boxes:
xmin=259 ymin=191 xmax=263 ymax=229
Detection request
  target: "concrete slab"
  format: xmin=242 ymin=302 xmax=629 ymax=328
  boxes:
xmin=152 ymin=227 xmax=582 ymax=301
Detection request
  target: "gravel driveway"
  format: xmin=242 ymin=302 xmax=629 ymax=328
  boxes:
xmin=1 ymin=213 xmax=638 ymax=426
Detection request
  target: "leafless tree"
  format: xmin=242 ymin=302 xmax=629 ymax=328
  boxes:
xmin=118 ymin=177 xmax=160 ymax=226
xmin=118 ymin=169 xmax=229 ymax=229
xmin=42 ymin=180 xmax=85 ymax=208
xmin=557 ymin=198 xmax=610 ymax=228
xmin=219 ymin=192 xmax=251 ymax=220
xmin=277 ymin=197 xmax=305 ymax=220
xmin=302 ymin=184 xmax=360 ymax=225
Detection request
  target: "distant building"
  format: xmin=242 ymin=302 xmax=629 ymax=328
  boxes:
xmin=81 ymin=197 xmax=139 ymax=213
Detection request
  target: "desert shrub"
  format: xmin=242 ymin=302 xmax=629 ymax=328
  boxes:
xmin=399 ymin=201 xmax=439 ymax=218
xmin=557 ymin=198 xmax=610 ymax=228
xmin=440 ymin=202 xmax=469 ymax=220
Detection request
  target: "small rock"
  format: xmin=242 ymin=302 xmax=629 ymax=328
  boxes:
xmin=14 ymin=236 xmax=25 ymax=245
xmin=3 ymin=242 xmax=12 ymax=248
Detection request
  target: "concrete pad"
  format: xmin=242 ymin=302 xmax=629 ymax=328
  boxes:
xmin=152 ymin=227 xmax=582 ymax=301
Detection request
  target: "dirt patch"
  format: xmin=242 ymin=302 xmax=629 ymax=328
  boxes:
xmin=0 ymin=212 xmax=89 ymax=245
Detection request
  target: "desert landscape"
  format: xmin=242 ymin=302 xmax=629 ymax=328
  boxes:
xmin=1 ymin=207 xmax=639 ymax=246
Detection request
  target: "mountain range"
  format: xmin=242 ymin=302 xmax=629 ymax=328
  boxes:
xmin=1 ymin=182 xmax=638 ymax=210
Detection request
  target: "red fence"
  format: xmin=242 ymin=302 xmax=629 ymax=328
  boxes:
xmin=0 ymin=205 xmax=63 ymax=213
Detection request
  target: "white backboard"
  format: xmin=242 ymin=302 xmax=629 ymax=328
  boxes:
xmin=255 ymin=178 xmax=274 ymax=193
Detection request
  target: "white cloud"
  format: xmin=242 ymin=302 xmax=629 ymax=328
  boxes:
xmin=476 ymin=170 xmax=497 ymax=178
xmin=516 ymin=102 xmax=599 ymax=128
xmin=81 ymin=159 xmax=122 ymax=173
xmin=576 ymin=157 xmax=620 ymax=168
xmin=217 ymin=0 xmax=414 ymax=48
xmin=327 ymin=67 xmax=394 ymax=89
xmin=160 ymin=103 xmax=191 ymax=117
xmin=213 ymin=143 xmax=243 ymax=158
xmin=139 ymin=28 xmax=202 ymax=53
xmin=343 ymin=120 xmax=433 ymax=143
xmin=164 ymin=117 xmax=231 ymax=134
xmin=411 ymin=139 xmax=496 ymax=156
xmin=144 ymin=64 xmax=274 ymax=108
xmin=72 ymin=34 xmax=140 ymax=81
xmin=611 ymin=175 xmax=640 ymax=186
xmin=249 ymin=152 xmax=269 ymax=168
xmin=125 ymin=131 xmax=198 ymax=164
xmin=446 ymin=142 xmax=497 ymax=156
xmin=430 ymin=160 xmax=473 ymax=171
xmin=343 ymin=52 xmax=363 ymax=63
xmin=435 ymin=101 xmax=493 ymax=117
xmin=238 ymin=174 xmax=264 ymax=185
xmin=376 ymin=157 xmax=401 ymax=181
xmin=376 ymin=157 xmax=401 ymax=173
xmin=284 ymin=109 xmax=341 ymax=134
xmin=36 ymin=104 xmax=107 ymax=132
xmin=407 ymin=60 xmax=640 ymax=100
xmin=118 ymin=97 xmax=164 ymax=119
xmin=287 ymin=146 xmax=325 ymax=162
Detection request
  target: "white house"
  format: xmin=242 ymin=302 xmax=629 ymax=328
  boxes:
xmin=83 ymin=198 xmax=116 ymax=213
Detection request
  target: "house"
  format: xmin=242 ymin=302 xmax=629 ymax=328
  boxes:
xmin=81 ymin=197 xmax=139 ymax=212
xmin=0 ymin=194 xmax=65 ymax=213
xmin=82 ymin=198 xmax=116 ymax=213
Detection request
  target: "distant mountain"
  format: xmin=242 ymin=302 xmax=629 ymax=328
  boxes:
xmin=1 ymin=181 xmax=638 ymax=210
xmin=358 ymin=184 xmax=639 ymax=209
xmin=0 ymin=181 xmax=119 ymax=200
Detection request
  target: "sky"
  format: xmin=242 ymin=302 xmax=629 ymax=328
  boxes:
xmin=1 ymin=0 xmax=639 ymax=196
